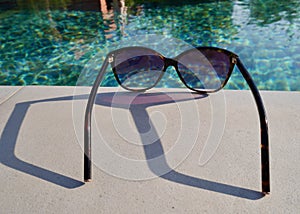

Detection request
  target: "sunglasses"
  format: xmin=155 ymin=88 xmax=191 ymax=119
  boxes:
xmin=84 ymin=46 xmax=270 ymax=194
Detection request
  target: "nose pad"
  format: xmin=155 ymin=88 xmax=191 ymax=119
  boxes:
xmin=164 ymin=58 xmax=178 ymax=71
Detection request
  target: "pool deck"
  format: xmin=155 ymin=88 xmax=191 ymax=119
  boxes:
xmin=0 ymin=86 xmax=299 ymax=213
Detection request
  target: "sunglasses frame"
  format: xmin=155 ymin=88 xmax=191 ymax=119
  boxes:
xmin=83 ymin=46 xmax=270 ymax=194
xmin=111 ymin=46 xmax=237 ymax=93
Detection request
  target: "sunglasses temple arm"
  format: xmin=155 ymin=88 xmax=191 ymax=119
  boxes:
xmin=84 ymin=56 xmax=109 ymax=182
xmin=236 ymin=58 xmax=270 ymax=194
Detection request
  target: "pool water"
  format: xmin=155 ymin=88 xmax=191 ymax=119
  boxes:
xmin=0 ymin=0 xmax=300 ymax=90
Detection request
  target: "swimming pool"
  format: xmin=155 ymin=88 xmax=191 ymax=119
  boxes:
xmin=0 ymin=0 xmax=299 ymax=90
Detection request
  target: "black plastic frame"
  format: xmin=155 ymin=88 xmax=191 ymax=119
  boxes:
xmin=83 ymin=46 xmax=270 ymax=194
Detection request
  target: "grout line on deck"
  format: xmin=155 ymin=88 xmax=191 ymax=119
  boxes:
xmin=0 ymin=86 xmax=25 ymax=106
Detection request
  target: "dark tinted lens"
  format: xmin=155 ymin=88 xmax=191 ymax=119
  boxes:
xmin=113 ymin=48 xmax=164 ymax=90
xmin=177 ymin=48 xmax=232 ymax=92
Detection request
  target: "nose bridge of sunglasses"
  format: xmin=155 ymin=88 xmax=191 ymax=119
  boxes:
xmin=163 ymin=57 xmax=178 ymax=70
xmin=162 ymin=58 xmax=184 ymax=79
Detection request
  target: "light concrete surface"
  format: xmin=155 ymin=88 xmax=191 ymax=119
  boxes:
xmin=0 ymin=86 xmax=23 ymax=105
xmin=0 ymin=86 xmax=299 ymax=213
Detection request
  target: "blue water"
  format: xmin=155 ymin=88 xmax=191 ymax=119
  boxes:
xmin=0 ymin=0 xmax=300 ymax=90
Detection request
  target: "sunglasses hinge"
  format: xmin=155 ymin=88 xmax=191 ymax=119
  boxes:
xmin=232 ymin=57 xmax=237 ymax=64
xmin=108 ymin=54 xmax=114 ymax=63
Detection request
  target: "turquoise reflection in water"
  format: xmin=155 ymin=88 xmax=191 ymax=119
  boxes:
xmin=0 ymin=0 xmax=299 ymax=90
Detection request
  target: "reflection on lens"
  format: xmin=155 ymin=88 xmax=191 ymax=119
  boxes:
xmin=113 ymin=48 xmax=164 ymax=91
xmin=177 ymin=49 xmax=231 ymax=92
